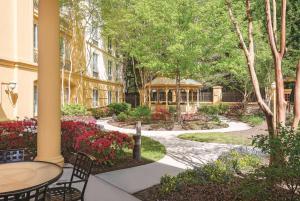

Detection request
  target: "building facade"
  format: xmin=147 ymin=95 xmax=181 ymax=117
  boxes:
xmin=0 ymin=0 xmax=124 ymax=121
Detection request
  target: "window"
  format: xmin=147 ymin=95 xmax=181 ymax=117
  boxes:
xmin=107 ymin=37 xmax=112 ymax=54
xmin=92 ymin=89 xmax=99 ymax=107
xmin=33 ymin=24 xmax=38 ymax=49
xmin=91 ymin=25 xmax=99 ymax=45
xmin=108 ymin=91 xmax=112 ymax=104
xmin=33 ymin=24 xmax=38 ymax=63
xmin=108 ymin=60 xmax=112 ymax=80
xmin=33 ymin=85 xmax=38 ymax=116
xmin=115 ymin=64 xmax=119 ymax=81
xmin=92 ymin=53 xmax=99 ymax=77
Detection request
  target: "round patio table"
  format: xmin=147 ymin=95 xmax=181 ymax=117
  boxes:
xmin=0 ymin=161 xmax=63 ymax=195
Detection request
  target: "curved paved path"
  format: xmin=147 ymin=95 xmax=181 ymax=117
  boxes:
xmin=95 ymin=118 xmax=253 ymax=194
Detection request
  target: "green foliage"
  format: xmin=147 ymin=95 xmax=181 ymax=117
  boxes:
xmin=117 ymin=112 xmax=128 ymax=122
xmin=198 ymin=104 xmax=229 ymax=115
xmin=108 ymin=103 xmax=131 ymax=115
xmin=252 ymin=127 xmax=300 ymax=196
xmin=168 ymin=106 xmax=177 ymax=115
xmin=241 ymin=114 xmax=265 ymax=126
xmin=129 ymin=106 xmax=151 ymax=122
xmin=116 ymin=106 xmax=151 ymax=122
xmin=61 ymin=104 xmax=88 ymax=116
xmin=159 ymin=150 xmax=261 ymax=195
xmin=88 ymin=107 xmax=110 ymax=119
xmin=218 ymin=150 xmax=261 ymax=173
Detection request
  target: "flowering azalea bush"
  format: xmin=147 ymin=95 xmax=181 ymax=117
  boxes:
xmin=0 ymin=120 xmax=133 ymax=165
xmin=61 ymin=116 xmax=96 ymax=124
xmin=152 ymin=107 xmax=171 ymax=121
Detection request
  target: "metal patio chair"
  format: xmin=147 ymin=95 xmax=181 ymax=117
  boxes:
xmin=46 ymin=152 xmax=95 ymax=201
xmin=0 ymin=149 xmax=24 ymax=163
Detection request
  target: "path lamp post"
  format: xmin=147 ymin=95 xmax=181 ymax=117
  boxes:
xmin=133 ymin=121 xmax=142 ymax=161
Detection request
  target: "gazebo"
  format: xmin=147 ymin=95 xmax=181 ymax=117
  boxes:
xmin=143 ymin=77 xmax=203 ymax=113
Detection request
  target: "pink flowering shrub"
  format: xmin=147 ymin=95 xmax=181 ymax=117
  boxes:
xmin=61 ymin=116 xmax=96 ymax=124
xmin=0 ymin=120 xmax=133 ymax=165
xmin=151 ymin=106 xmax=171 ymax=121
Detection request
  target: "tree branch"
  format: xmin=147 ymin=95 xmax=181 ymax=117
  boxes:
xmin=279 ymin=0 xmax=286 ymax=58
xmin=265 ymin=0 xmax=278 ymax=57
xmin=225 ymin=0 xmax=249 ymax=57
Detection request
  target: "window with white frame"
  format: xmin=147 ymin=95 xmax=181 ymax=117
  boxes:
xmin=108 ymin=60 xmax=112 ymax=80
xmin=92 ymin=88 xmax=99 ymax=107
xmin=108 ymin=91 xmax=112 ymax=104
xmin=33 ymin=24 xmax=38 ymax=49
xmin=107 ymin=36 xmax=112 ymax=54
xmin=115 ymin=64 xmax=119 ymax=81
xmin=33 ymin=85 xmax=38 ymax=116
xmin=92 ymin=53 xmax=99 ymax=77
xmin=33 ymin=24 xmax=38 ymax=63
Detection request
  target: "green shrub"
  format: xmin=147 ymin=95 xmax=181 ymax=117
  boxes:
xmin=108 ymin=103 xmax=131 ymax=115
xmin=128 ymin=106 xmax=151 ymax=122
xmin=198 ymin=104 xmax=229 ymax=115
xmin=241 ymin=114 xmax=264 ymax=126
xmin=168 ymin=106 xmax=177 ymax=115
xmin=88 ymin=107 xmax=110 ymax=119
xmin=252 ymin=127 xmax=300 ymax=196
xmin=159 ymin=149 xmax=262 ymax=195
xmin=117 ymin=112 xmax=128 ymax=122
xmin=218 ymin=150 xmax=261 ymax=173
xmin=62 ymin=104 xmax=88 ymax=116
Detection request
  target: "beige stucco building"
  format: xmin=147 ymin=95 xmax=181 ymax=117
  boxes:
xmin=0 ymin=0 xmax=124 ymax=121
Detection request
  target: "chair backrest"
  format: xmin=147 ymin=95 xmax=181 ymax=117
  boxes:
xmin=0 ymin=183 xmax=48 ymax=201
xmin=0 ymin=149 xmax=24 ymax=163
xmin=70 ymin=152 xmax=95 ymax=197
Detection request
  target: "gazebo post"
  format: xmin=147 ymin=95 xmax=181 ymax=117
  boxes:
xmin=165 ymin=89 xmax=168 ymax=108
xmin=35 ymin=0 xmax=64 ymax=166
xmin=186 ymin=89 xmax=190 ymax=113
xmin=197 ymin=88 xmax=200 ymax=107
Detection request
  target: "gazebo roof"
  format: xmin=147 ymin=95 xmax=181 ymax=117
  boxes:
xmin=145 ymin=77 xmax=202 ymax=88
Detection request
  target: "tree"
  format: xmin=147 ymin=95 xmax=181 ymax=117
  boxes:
xmin=100 ymin=0 xmax=203 ymax=121
xmin=226 ymin=0 xmax=300 ymax=165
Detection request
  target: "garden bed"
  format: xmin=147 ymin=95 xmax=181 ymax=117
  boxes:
xmin=110 ymin=114 xmax=229 ymax=131
xmin=0 ymin=119 xmax=166 ymax=174
xmin=134 ymin=150 xmax=294 ymax=201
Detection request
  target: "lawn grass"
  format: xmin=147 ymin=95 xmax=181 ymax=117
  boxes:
xmin=240 ymin=114 xmax=265 ymax=126
xmin=125 ymin=136 xmax=166 ymax=162
xmin=178 ymin=132 xmax=251 ymax=145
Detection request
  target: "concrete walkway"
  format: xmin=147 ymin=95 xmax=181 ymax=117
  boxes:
xmin=95 ymin=118 xmax=252 ymax=194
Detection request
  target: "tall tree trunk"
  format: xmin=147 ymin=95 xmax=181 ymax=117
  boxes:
xmin=175 ymin=69 xmax=181 ymax=122
xmin=292 ymin=59 xmax=300 ymax=129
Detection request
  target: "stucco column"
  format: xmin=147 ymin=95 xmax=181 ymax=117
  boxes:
xmin=213 ymin=86 xmax=223 ymax=104
xmin=35 ymin=0 xmax=64 ymax=166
